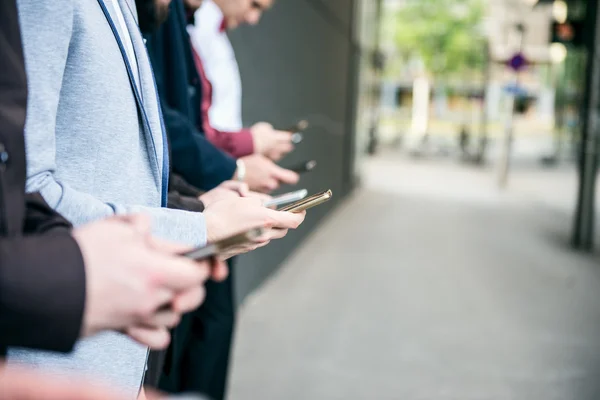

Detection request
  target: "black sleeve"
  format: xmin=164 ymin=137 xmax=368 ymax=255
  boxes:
xmin=23 ymin=192 xmax=73 ymax=234
xmin=0 ymin=0 xmax=85 ymax=355
xmin=170 ymin=173 xmax=204 ymax=198
xmin=0 ymin=232 xmax=85 ymax=353
xmin=168 ymin=191 xmax=205 ymax=212
xmin=0 ymin=193 xmax=86 ymax=353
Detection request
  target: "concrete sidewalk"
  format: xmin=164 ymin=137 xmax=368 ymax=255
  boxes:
xmin=228 ymin=155 xmax=600 ymax=400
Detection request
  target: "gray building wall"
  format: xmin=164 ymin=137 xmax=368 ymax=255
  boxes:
xmin=229 ymin=0 xmax=364 ymax=302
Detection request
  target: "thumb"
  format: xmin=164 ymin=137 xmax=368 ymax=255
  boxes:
xmin=222 ymin=180 xmax=249 ymax=196
xmin=237 ymin=182 xmax=250 ymax=197
xmin=119 ymin=214 xmax=152 ymax=236
xmin=274 ymin=130 xmax=293 ymax=143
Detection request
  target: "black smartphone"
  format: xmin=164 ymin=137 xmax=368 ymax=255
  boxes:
xmin=182 ymin=228 xmax=264 ymax=261
xmin=284 ymin=120 xmax=309 ymax=133
xmin=287 ymin=160 xmax=317 ymax=174
xmin=282 ymin=120 xmax=309 ymax=144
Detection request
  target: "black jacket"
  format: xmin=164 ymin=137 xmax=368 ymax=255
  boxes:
xmin=144 ymin=1 xmax=237 ymax=191
xmin=0 ymin=0 xmax=85 ymax=356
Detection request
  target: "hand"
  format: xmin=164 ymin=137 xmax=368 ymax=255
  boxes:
xmin=238 ymin=154 xmax=299 ymax=193
xmin=199 ymin=181 xmax=249 ymax=207
xmin=0 ymin=365 xmax=128 ymax=400
xmin=73 ymin=215 xmax=220 ymax=349
xmin=123 ymin=237 xmax=228 ymax=349
xmin=250 ymin=122 xmax=294 ymax=161
xmin=246 ymin=190 xmax=272 ymax=205
xmin=203 ymin=196 xmax=306 ymax=257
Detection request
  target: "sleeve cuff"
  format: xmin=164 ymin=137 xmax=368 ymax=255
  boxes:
xmin=168 ymin=192 xmax=206 ymax=212
xmin=169 ymin=173 xmax=203 ymax=198
xmin=232 ymin=128 xmax=255 ymax=158
xmin=210 ymin=128 xmax=255 ymax=158
xmin=0 ymin=233 xmax=85 ymax=353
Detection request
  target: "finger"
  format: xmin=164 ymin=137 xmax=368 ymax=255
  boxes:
xmin=250 ymin=191 xmax=272 ymax=202
xmin=0 ymin=368 xmax=127 ymax=400
xmin=272 ymin=166 xmax=300 ymax=185
xmin=147 ymin=236 xmax=193 ymax=255
xmin=140 ymin=310 xmax=181 ymax=329
xmin=252 ymin=121 xmax=272 ymax=130
xmin=171 ymin=286 xmax=206 ymax=313
xmin=278 ymin=142 xmax=294 ymax=153
xmin=269 ymin=146 xmax=294 ymax=162
xmin=269 ymin=152 xmax=284 ymax=162
xmin=257 ymin=240 xmax=271 ymax=249
xmin=237 ymin=183 xmax=250 ymax=197
xmin=263 ymin=178 xmax=279 ymax=192
xmin=264 ymin=209 xmax=306 ymax=229
xmin=120 ymin=214 xmax=152 ymax=236
xmin=295 ymin=210 xmax=307 ymax=224
xmin=264 ymin=228 xmax=289 ymax=240
xmin=220 ymin=243 xmax=265 ymax=259
xmin=149 ymin=254 xmax=211 ymax=291
xmin=274 ymin=130 xmax=293 ymax=143
xmin=210 ymin=259 xmax=229 ymax=282
xmin=126 ymin=326 xmax=171 ymax=350
xmin=249 ymin=240 xmax=271 ymax=250
xmin=251 ymin=234 xmax=272 ymax=244
xmin=221 ymin=181 xmax=249 ymax=196
xmin=147 ymin=288 xmax=175 ymax=315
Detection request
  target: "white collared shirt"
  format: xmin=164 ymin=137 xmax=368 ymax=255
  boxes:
xmin=188 ymin=0 xmax=243 ymax=131
xmin=111 ymin=0 xmax=140 ymax=91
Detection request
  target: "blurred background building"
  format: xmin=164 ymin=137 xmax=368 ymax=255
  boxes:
xmin=230 ymin=0 xmax=384 ymax=301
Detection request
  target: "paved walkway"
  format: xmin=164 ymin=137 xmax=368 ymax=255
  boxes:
xmin=228 ymin=154 xmax=600 ymax=400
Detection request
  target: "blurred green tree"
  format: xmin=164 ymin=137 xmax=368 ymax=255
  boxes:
xmin=390 ymin=0 xmax=486 ymax=81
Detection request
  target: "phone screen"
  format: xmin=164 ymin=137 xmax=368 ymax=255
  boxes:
xmin=263 ymin=189 xmax=308 ymax=208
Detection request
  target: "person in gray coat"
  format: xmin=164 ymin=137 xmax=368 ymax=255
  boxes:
xmin=9 ymin=0 xmax=304 ymax=397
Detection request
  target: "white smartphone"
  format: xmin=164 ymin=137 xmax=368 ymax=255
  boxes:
xmin=263 ymin=189 xmax=308 ymax=208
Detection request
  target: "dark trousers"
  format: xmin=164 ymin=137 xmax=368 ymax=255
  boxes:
xmin=154 ymin=259 xmax=236 ymax=400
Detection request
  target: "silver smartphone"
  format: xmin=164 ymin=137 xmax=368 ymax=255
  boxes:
xmin=263 ymin=189 xmax=308 ymax=208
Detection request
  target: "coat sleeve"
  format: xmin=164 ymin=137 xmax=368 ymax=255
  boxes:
xmin=0 ymin=0 xmax=84 ymax=354
xmin=0 ymin=194 xmax=86 ymax=353
xmin=168 ymin=192 xmax=205 ymax=212
xmin=170 ymin=173 xmax=204 ymax=198
xmin=161 ymin=105 xmax=237 ymax=190
xmin=204 ymin=126 xmax=254 ymax=159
